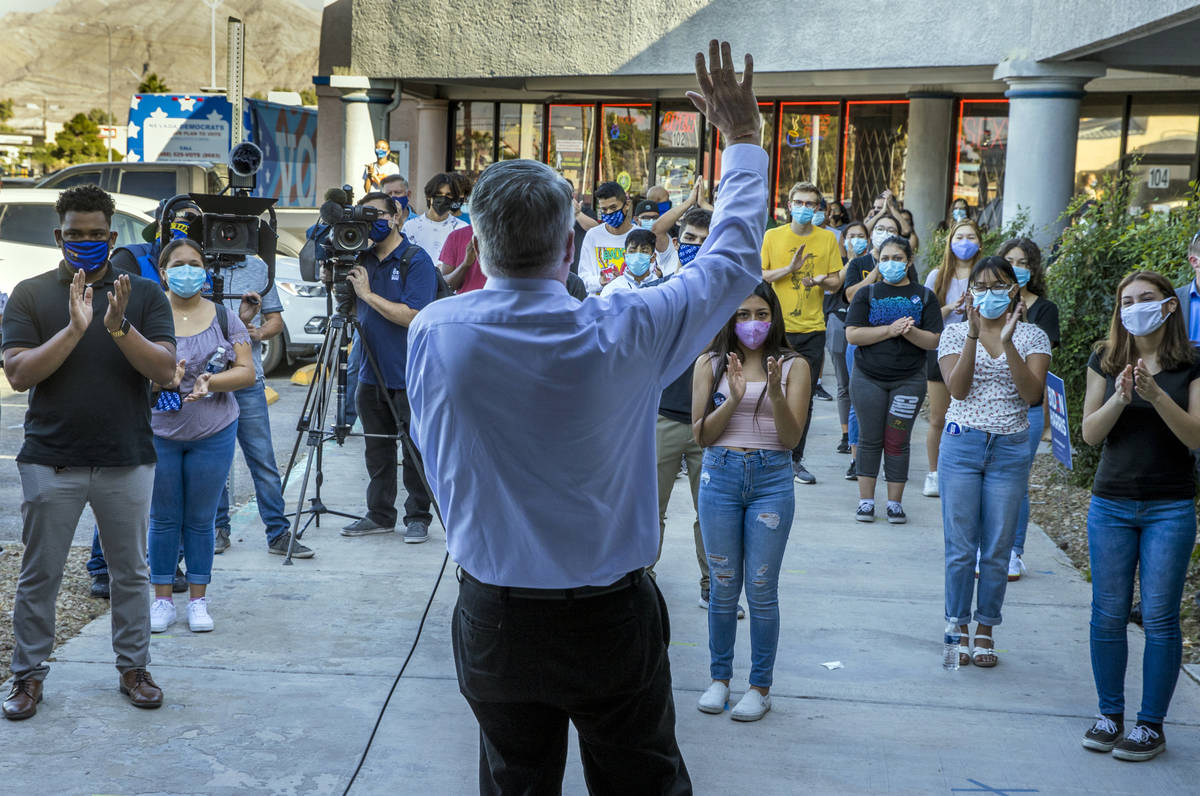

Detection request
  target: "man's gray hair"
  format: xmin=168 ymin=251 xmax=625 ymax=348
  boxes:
xmin=471 ymin=160 xmax=574 ymax=278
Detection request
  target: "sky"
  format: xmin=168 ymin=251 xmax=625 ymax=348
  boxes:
xmin=0 ymin=0 xmax=327 ymax=15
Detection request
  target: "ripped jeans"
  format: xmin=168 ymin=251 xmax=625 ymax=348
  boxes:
xmin=698 ymin=447 xmax=795 ymax=688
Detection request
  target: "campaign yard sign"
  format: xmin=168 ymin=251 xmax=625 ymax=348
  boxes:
xmin=1045 ymin=371 xmax=1072 ymax=470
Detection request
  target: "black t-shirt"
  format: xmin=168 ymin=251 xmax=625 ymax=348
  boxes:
xmin=658 ymin=366 xmax=692 ymax=424
xmin=1089 ymin=349 xmax=1200 ymax=500
xmin=1026 ymin=297 xmax=1061 ymax=347
xmin=845 ymin=281 xmax=943 ymax=381
xmin=1 ymin=262 xmax=176 ymax=467
xmin=834 ymin=254 xmax=877 ymax=321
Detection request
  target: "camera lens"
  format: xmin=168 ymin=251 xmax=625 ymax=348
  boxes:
xmin=335 ymin=226 xmax=363 ymax=250
xmin=217 ymin=222 xmax=240 ymax=243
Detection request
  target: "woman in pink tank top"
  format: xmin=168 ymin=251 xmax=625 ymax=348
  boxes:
xmin=690 ymin=282 xmax=809 ymax=722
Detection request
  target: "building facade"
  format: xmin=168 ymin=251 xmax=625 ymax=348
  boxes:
xmin=315 ymin=0 xmax=1200 ymax=246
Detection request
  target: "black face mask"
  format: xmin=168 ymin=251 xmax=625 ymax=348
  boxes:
xmin=431 ymin=196 xmax=453 ymax=214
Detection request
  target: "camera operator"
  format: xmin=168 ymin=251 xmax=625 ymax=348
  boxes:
xmin=340 ymin=191 xmax=437 ymax=541
xmin=2 ymin=185 xmax=177 ymax=718
xmin=405 ymin=41 xmax=764 ymax=791
xmin=207 ymin=239 xmax=314 ymax=558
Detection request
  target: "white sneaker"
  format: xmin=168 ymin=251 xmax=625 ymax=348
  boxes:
xmin=697 ymin=681 xmax=729 ymax=714
xmin=731 ymin=689 xmax=771 ymax=721
xmin=187 ymin=598 xmax=215 ymax=632
xmin=923 ymin=471 xmax=939 ymax=497
xmin=1008 ymin=551 xmax=1026 ymax=582
xmin=149 ymin=598 xmax=176 ymax=633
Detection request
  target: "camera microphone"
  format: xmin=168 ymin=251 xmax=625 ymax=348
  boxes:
xmin=323 ymin=187 xmax=350 ymax=205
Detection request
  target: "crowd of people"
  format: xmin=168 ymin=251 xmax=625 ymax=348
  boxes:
xmin=0 ymin=41 xmax=1194 ymax=791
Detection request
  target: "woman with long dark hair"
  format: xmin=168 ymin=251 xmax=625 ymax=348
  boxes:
xmin=938 ymin=256 xmax=1050 ymax=668
xmin=998 ymin=237 xmax=1060 ymax=580
xmin=922 ymin=219 xmax=983 ymax=498
xmin=691 ymin=282 xmax=809 ymax=722
xmin=1079 ymin=270 xmax=1200 ymax=762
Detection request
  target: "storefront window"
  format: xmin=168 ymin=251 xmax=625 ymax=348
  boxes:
xmin=842 ymin=100 xmax=909 ymax=220
xmin=658 ymin=109 xmax=700 ymax=149
xmin=499 ymin=103 xmax=543 ymax=161
xmin=548 ymin=104 xmax=595 ymax=198
xmin=453 ymin=101 xmax=495 ymax=181
xmin=953 ymin=99 xmax=1008 ymax=227
xmin=1124 ymin=96 xmax=1200 ymax=213
xmin=600 ymin=104 xmax=653 ymax=197
xmin=774 ymin=103 xmax=840 ymax=221
xmin=1075 ymin=96 xmax=1125 ymax=201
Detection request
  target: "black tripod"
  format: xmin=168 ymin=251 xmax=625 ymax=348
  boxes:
xmin=278 ymin=279 xmax=409 ymax=564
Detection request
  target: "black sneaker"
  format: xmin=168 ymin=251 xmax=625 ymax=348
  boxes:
xmin=1081 ymin=716 xmax=1123 ymax=752
xmin=845 ymin=460 xmax=857 ymax=481
xmin=268 ymin=533 xmax=315 ymax=559
xmin=887 ymin=505 xmax=908 ymax=525
xmin=792 ymin=461 xmax=816 ymax=484
xmin=172 ymin=566 xmax=187 ymax=593
xmin=856 ymin=502 xmax=875 ymax=522
xmin=214 ymin=527 xmax=230 ymax=555
xmin=836 ymin=434 xmax=850 ymax=454
xmin=813 ymin=383 xmax=833 ymax=401
xmin=90 ymin=573 xmax=110 ymax=599
xmin=1112 ymin=724 xmax=1165 ymax=761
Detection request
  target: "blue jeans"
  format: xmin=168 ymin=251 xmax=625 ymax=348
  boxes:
xmin=215 ymin=379 xmax=291 ymax=543
xmin=1012 ymin=404 xmax=1044 ymax=555
xmin=698 ymin=447 xmax=795 ymax=688
xmin=87 ymin=527 xmax=107 ymax=576
xmin=1087 ymin=495 xmax=1196 ymax=724
xmin=149 ymin=421 xmax=239 ymax=586
xmin=940 ymin=426 xmax=1032 ymax=626
xmin=846 ymin=344 xmax=859 ymax=446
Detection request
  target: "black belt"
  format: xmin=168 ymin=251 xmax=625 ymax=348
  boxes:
xmin=457 ymin=567 xmax=643 ymax=601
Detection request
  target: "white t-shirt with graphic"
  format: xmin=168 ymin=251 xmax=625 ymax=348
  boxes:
xmin=403 ymin=213 xmax=467 ymax=263
xmin=938 ymin=321 xmax=1052 ymax=435
xmin=578 ymin=225 xmax=632 ymax=295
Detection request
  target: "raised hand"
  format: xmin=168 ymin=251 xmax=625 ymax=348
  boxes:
xmin=788 ymin=244 xmax=810 ymax=274
xmin=1133 ymin=358 xmax=1164 ymax=405
xmin=239 ymin=291 xmax=262 ymax=324
xmin=686 ymin=40 xmax=760 ymax=145
xmin=966 ymin=303 xmax=982 ymax=339
xmin=726 ymin=352 xmax=747 ymax=405
xmin=68 ymin=269 xmax=94 ymax=335
xmin=185 ymin=372 xmax=212 ymax=402
xmin=1001 ymin=300 xmax=1024 ymax=344
xmin=1114 ymin=364 xmax=1134 ymax=405
xmin=766 ymin=355 xmax=784 ymax=399
xmin=103 ymin=274 xmax=131 ymax=333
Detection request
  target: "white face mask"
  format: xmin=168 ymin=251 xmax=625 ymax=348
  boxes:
xmin=1120 ymin=298 xmax=1173 ymax=337
xmin=871 ymin=227 xmax=894 ymax=249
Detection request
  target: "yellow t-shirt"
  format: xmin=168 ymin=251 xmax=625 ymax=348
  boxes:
xmin=761 ymin=225 xmax=843 ymax=334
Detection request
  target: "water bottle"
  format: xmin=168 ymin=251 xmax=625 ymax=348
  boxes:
xmin=943 ymin=622 xmax=961 ymax=671
xmin=201 ymin=346 xmax=226 ymax=399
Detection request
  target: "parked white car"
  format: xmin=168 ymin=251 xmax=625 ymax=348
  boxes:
xmin=0 ymin=188 xmax=325 ymax=374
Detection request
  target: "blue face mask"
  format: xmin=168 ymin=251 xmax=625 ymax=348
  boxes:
xmin=638 ymin=218 xmax=656 ymax=230
xmin=625 ymin=252 xmax=652 ymax=278
xmin=657 ymin=201 xmax=671 ymax=215
xmin=973 ymin=289 xmax=1013 ymax=319
xmin=166 ymin=265 xmax=207 ymax=298
xmin=600 ymin=209 xmax=626 ymax=228
xmin=375 ymin=149 xmax=388 ymax=159
xmin=791 ymin=205 xmax=814 ymax=225
xmin=848 ymin=237 xmax=869 ymax=256
xmin=678 ymin=243 xmax=701 ymax=266
xmin=812 ymin=211 xmax=826 ymax=226
xmin=1013 ymin=266 xmax=1031 ymax=288
xmin=397 ymin=196 xmax=410 ymax=211
xmin=368 ymin=218 xmax=392 ymax=242
xmin=952 ymin=207 xmax=967 ymax=222
xmin=878 ymin=259 xmax=908 ymax=284
xmin=62 ymin=239 xmax=110 ymax=272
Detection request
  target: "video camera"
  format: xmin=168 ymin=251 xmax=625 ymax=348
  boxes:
xmin=158 ymin=141 xmax=277 ymax=303
xmin=300 ymin=184 xmax=381 ymax=312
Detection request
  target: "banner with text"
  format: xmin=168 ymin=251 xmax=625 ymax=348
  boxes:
xmin=1045 ymin=372 xmax=1072 ymax=470
xmin=248 ymin=100 xmax=318 ymax=207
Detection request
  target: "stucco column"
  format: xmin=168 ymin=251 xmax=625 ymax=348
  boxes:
xmin=341 ymin=87 xmax=396 ymax=193
xmin=995 ymin=60 xmax=1105 ymax=247
xmin=412 ymin=100 xmax=450 ymax=207
xmin=904 ymin=91 xmax=954 ymax=260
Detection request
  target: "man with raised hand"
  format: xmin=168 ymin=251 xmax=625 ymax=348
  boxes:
xmin=406 ymin=40 xmax=764 ymax=794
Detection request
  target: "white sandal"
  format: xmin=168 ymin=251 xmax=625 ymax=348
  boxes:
xmin=971 ymin=631 xmax=998 ymax=668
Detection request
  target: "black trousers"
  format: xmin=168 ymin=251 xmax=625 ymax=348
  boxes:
xmin=785 ymin=330 xmax=825 ymax=461
xmin=453 ymin=571 xmax=692 ymax=796
xmin=356 ymin=381 xmax=432 ymax=527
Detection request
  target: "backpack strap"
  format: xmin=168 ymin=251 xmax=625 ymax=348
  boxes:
xmin=215 ymin=302 xmax=230 ymax=341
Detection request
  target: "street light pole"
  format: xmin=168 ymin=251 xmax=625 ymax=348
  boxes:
xmin=106 ymin=23 xmax=113 ymax=162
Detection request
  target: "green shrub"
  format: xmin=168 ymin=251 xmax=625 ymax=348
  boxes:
xmin=1046 ymin=173 xmax=1200 ymax=487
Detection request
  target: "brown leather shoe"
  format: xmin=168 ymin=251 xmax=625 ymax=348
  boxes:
xmin=3 ymin=678 xmax=43 ymax=720
xmin=119 ymin=668 xmax=163 ymax=709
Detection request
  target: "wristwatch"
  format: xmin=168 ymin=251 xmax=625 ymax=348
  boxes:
xmin=108 ymin=316 xmax=131 ymax=338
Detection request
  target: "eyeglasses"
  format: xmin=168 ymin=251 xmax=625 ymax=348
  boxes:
xmin=968 ymin=284 xmax=1014 ymax=298
xmin=790 ymin=200 xmax=819 ymax=209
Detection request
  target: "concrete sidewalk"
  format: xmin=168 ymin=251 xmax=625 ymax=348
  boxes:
xmin=0 ymin=401 xmax=1197 ymax=795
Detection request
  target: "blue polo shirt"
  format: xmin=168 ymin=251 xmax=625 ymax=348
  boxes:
xmin=356 ymin=237 xmax=437 ymax=389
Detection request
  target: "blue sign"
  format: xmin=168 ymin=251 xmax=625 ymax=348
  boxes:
xmin=1045 ymin=372 xmax=1072 ymax=470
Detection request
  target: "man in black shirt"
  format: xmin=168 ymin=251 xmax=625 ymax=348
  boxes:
xmin=1 ymin=185 xmax=177 ymax=720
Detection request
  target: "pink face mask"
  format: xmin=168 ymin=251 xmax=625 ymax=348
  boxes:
xmin=735 ymin=320 xmax=770 ymax=349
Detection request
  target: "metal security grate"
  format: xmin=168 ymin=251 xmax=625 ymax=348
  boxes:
xmin=845 ymin=109 xmax=908 ymax=220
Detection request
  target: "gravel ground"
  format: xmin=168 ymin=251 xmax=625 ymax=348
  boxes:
xmin=0 ymin=545 xmax=110 ymax=667
xmin=1028 ymin=453 xmax=1200 ymax=665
